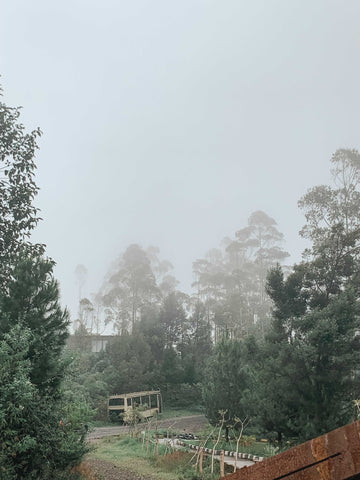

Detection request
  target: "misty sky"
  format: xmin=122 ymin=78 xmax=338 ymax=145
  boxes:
xmin=1 ymin=0 xmax=360 ymax=320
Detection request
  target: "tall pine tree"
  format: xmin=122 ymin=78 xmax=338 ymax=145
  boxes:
xmin=0 ymin=90 xmax=88 ymax=477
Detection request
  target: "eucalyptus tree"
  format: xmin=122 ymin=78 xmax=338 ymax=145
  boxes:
xmin=257 ymin=149 xmax=360 ymax=443
xmin=146 ymin=245 xmax=176 ymax=292
xmin=298 ymin=149 xmax=360 ymax=304
xmin=100 ymin=244 xmax=159 ymax=332
xmin=234 ymin=211 xmax=289 ymax=326
xmin=99 ymin=244 xmax=182 ymax=333
xmin=299 ymin=149 xmax=360 ymax=242
xmin=192 ymin=211 xmax=288 ymax=339
xmin=192 ymin=248 xmax=239 ymax=341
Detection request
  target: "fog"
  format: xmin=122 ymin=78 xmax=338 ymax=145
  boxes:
xmin=1 ymin=0 xmax=359 ymax=319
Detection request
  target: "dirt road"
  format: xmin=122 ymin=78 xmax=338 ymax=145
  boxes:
xmin=81 ymin=459 xmax=156 ymax=480
xmin=87 ymin=414 xmax=208 ymax=441
xmin=84 ymin=416 xmax=208 ymax=479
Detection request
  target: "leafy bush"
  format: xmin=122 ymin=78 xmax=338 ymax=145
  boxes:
xmin=162 ymin=383 xmax=203 ymax=408
xmin=0 ymin=324 xmax=90 ymax=479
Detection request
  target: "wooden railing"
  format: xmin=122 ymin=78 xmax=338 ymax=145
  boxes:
xmin=223 ymin=420 xmax=360 ymax=480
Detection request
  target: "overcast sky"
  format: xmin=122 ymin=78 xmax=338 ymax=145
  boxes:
xmin=1 ymin=0 xmax=360 ymax=320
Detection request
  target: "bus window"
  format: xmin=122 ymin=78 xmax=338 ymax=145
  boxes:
xmin=109 ymin=398 xmax=124 ymax=406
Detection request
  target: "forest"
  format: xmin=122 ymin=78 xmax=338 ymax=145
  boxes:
xmin=1 ymin=90 xmax=360 ymax=478
xmin=71 ymin=148 xmax=360 ymax=445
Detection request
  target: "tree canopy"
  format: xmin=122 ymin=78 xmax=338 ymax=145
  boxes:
xmin=0 ymin=100 xmax=43 ymax=288
xmin=201 ymin=149 xmax=360 ymax=444
xmin=0 ymin=91 xmax=88 ymax=478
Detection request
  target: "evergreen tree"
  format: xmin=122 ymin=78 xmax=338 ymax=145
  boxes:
xmin=203 ymin=337 xmax=254 ymax=439
xmin=258 ymin=150 xmax=360 ymax=442
xmin=159 ymin=291 xmax=188 ymax=348
xmin=0 ymin=255 xmax=69 ymax=393
xmin=0 ymin=320 xmax=88 ymax=478
xmin=181 ymin=301 xmax=213 ymax=383
xmin=138 ymin=304 xmax=165 ymax=367
xmin=103 ymin=333 xmax=153 ymax=394
xmin=0 ymin=91 xmax=88 ymax=477
xmin=260 ymin=268 xmax=360 ymax=442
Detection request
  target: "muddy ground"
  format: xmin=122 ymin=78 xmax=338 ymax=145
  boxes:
xmin=83 ymin=415 xmax=209 ymax=479
xmin=81 ymin=459 xmax=156 ymax=480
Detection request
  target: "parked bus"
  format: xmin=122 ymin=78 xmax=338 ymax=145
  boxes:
xmin=108 ymin=390 xmax=162 ymax=422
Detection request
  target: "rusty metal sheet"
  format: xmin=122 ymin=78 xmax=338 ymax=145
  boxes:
xmin=224 ymin=420 xmax=360 ymax=480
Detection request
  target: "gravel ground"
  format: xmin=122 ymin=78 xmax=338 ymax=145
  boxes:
xmin=82 ymin=459 xmax=156 ymax=480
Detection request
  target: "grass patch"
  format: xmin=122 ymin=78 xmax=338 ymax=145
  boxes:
xmin=154 ymin=450 xmax=227 ymax=479
xmin=90 ymin=434 xmax=223 ymax=479
xmin=91 ymin=420 xmax=116 ymax=428
xmin=91 ymin=436 xmax=174 ymax=480
xmin=156 ymin=406 xmax=204 ymax=420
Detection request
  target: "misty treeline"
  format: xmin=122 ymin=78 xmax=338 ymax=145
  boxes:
xmin=73 ymin=149 xmax=360 ymax=444
xmin=75 ymin=209 xmax=289 ymax=339
xmin=72 ymin=209 xmax=290 ymax=409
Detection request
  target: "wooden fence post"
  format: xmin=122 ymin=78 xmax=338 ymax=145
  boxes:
xmin=199 ymin=449 xmax=204 ymax=475
xmin=220 ymin=450 xmax=225 ymax=478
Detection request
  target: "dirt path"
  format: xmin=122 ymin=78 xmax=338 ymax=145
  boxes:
xmin=82 ymin=459 xmax=156 ymax=480
xmin=87 ymin=415 xmax=208 ymax=441
xmin=83 ymin=415 xmax=208 ymax=479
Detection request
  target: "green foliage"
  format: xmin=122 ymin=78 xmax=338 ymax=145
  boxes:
xmin=181 ymin=302 xmax=213 ymax=384
xmin=299 ymin=149 xmax=360 ymax=245
xmin=162 ymin=383 xmax=202 ymax=408
xmin=202 ymin=337 xmax=254 ymax=428
xmin=70 ymin=242 xmax=212 ymax=415
xmin=0 ymin=254 xmax=69 ymax=393
xmin=160 ymin=292 xmax=188 ymax=348
xmin=73 ymin=149 xmax=360 ymax=452
xmin=103 ymin=332 xmax=153 ymax=394
xmin=0 ymin=100 xmax=44 ymax=288
xmin=199 ymin=150 xmax=360 ymax=445
xmin=0 ymin=93 xmax=90 ymax=478
xmin=94 ymin=435 xmax=223 ymax=480
xmin=259 ymin=277 xmax=360 ymax=442
xmin=256 ymin=150 xmax=360 ymax=443
xmin=0 ymin=324 xmax=89 ymax=479
xmin=75 ymin=291 xmax=212 ymax=412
